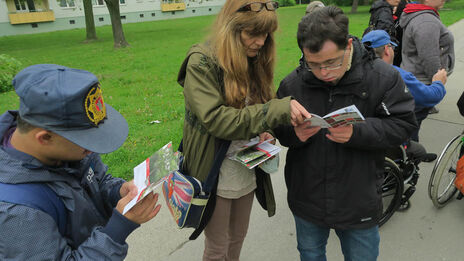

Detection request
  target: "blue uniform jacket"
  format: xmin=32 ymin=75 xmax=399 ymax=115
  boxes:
xmin=0 ymin=111 xmax=139 ymax=260
xmin=394 ymin=65 xmax=446 ymax=109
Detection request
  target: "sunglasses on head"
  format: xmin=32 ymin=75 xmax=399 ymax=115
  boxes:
xmin=236 ymin=1 xmax=279 ymax=12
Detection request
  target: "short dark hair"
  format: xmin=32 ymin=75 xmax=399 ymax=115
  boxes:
xmin=297 ymin=6 xmax=349 ymax=53
xmin=16 ymin=115 xmax=37 ymax=133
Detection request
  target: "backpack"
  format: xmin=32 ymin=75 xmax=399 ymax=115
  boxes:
xmin=454 ymin=155 xmax=464 ymax=194
xmin=0 ymin=182 xmax=66 ymax=235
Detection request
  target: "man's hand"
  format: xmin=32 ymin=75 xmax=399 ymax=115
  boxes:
xmin=120 ymin=180 xmax=136 ymax=198
xmin=116 ymin=187 xmax=162 ymax=225
xmin=294 ymin=121 xmax=321 ymax=142
xmin=259 ymin=132 xmax=275 ymax=144
xmin=290 ymin=100 xmax=311 ymax=126
xmin=432 ymin=69 xmax=447 ymax=85
xmin=326 ymin=125 xmax=353 ymax=143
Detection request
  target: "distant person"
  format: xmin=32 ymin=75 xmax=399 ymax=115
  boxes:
xmin=362 ymin=29 xmax=447 ymax=162
xmin=0 ymin=64 xmax=161 ymax=260
xmin=177 ymin=0 xmax=310 ymax=260
xmin=305 ymin=1 xmax=325 ymax=15
xmin=400 ymin=0 xmax=455 ymax=128
xmin=274 ymin=6 xmax=417 ymax=261
xmin=366 ymin=0 xmax=409 ymax=66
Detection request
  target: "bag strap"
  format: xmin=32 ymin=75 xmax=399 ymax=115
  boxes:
xmin=0 ymin=182 xmax=66 ymax=235
xmin=178 ymin=138 xmax=231 ymax=193
xmin=178 ymin=138 xmax=231 ymax=240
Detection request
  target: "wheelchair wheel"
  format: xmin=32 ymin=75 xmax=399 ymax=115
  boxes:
xmin=428 ymin=134 xmax=463 ymax=208
xmin=379 ymin=157 xmax=404 ymax=227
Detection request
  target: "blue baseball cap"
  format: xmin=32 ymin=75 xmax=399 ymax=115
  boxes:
xmin=12 ymin=64 xmax=128 ymax=154
xmin=361 ymin=30 xmax=397 ymax=48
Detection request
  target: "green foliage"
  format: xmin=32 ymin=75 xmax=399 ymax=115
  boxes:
xmin=0 ymin=1 xmax=463 ymax=179
xmin=0 ymin=54 xmax=22 ymax=93
xmin=324 ymin=0 xmax=353 ymax=6
xmin=278 ymin=0 xmax=296 ymax=7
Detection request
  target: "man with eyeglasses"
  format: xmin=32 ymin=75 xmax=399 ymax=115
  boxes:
xmin=273 ymin=6 xmax=417 ymax=261
xmin=362 ymin=30 xmax=447 ymax=162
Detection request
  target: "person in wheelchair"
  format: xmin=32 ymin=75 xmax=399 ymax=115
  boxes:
xmin=362 ymin=30 xmax=447 ymax=162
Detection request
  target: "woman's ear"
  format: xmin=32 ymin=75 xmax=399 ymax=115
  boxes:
xmin=35 ymin=130 xmax=52 ymax=145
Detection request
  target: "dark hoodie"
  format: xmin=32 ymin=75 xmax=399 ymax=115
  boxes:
xmin=399 ymin=3 xmax=455 ymax=83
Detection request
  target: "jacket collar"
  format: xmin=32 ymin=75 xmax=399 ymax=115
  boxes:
xmin=403 ymin=3 xmax=439 ymax=16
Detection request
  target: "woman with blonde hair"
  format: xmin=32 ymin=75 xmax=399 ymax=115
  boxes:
xmin=177 ymin=0 xmax=310 ymax=260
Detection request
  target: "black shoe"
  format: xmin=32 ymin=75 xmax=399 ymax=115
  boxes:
xmin=422 ymin=153 xmax=437 ymax=162
xmin=429 ymin=107 xmax=439 ymax=114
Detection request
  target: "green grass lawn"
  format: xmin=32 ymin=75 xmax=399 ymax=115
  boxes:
xmin=1 ymin=2 xmax=463 ymax=179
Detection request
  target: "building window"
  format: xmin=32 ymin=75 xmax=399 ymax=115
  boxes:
xmin=69 ymin=20 xmax=75 ymax=24
xmin=59 ymin=0 xmax=75 ymax=8
xmin=31 ymin=23 xmax=38 ymax=28
xmin=119 ymin=0 xmax=125 ymax=4
xmin=120 ymin=15 xmax=126 ymax=19
xmin=140 ymin=14 xmax=144 ymax=18
xmin=92 ymin=0 xmax=105 ymax=6
xmin=14 ymin=0 xmax=35 ymax=11
xmin=171 ymin=11 xmax=175 ymax=15
xmin=209 ymin=8 xmax=212 ymax=11
xmin=151 ymin=12 xmax=156 ymax=16
xmin=99 ymin=17 xmax=104 ymax=21
xmin=192 ymin=9 xmax=195 ymax=13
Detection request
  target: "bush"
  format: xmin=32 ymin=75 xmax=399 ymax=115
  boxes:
xmin=278 ymin=0 xmax=296 ymax=7
xmin=0 ymin=54 xmax=22 ymax=93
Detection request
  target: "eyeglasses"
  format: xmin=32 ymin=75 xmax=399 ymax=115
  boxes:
xmin=236 ymin=1 xmax=279 ymax=12
xmin=305 ymin=48 xmax=347 ymax=72
xmin=388 ymin=44 xmax=396 ymax=51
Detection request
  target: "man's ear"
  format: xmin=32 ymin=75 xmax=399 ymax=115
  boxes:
xmin=35 ymin=130 xmax=53 ymax=145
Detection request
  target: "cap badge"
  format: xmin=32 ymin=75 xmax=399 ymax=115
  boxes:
xmin=85 ymin=84 xmax=107 ymax=126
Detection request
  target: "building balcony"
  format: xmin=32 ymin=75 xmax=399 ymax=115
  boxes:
xmin=9 ymin=10 xmax=55 ymax=25
xmin=161 ymin=3 xmax=186 ymax=12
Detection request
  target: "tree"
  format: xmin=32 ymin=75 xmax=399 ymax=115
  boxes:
xmin=104 ymin=0 xmax=129 ymax=48
xmin=351 ymin=0 xmax=360 ymax=13
xmin=83 ymin=0 xmax=97 ymax=41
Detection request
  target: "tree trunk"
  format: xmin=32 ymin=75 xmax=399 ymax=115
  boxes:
xmin=104 ymin=0 xmax=129 ymax=48
xmin=83 ymin=0 xmax=97 ymax=41
xmin=351 ymin=0 xmax=359 ymax=13
xmin=364 ymin=0 xmax=370 ymax=6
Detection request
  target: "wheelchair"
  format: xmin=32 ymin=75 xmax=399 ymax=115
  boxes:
xmin=379 ymin=142 xmax=423 ymax=226
xmin=428 ymin=130 xmax=464 ymax=208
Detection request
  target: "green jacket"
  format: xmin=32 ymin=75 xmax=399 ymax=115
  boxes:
xmin=177 ymin=43 xmax=292 ymax=216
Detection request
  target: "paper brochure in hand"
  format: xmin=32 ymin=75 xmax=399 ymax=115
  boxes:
xmin=228 ymin=138 xmax=281 ymax=169
xmin=123 ymin=142 xmax=179 ymax=214
xmin=304 ymin=105 xmax=365 ymax=128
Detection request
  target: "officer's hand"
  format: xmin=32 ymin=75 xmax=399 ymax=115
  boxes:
xmin=294 ymin=121 xmax=321 ymax=142
xmin=432 ymin=69 xmax=447 ymax=85
xmin=326 ymin=125 xmax=353 ymax=143
xmin=120 ymin=180 xmax=136 ymax=198
xmin=116 ymin=189 xmax=162 ymax=225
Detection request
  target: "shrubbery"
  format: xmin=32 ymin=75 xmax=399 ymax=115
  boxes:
xmin=0 ymin=54 xmax=22 ymax=93
xmin=278 ymin=0 xmax=296 ymax=7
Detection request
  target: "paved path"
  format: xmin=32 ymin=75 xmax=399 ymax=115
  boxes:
xmin=125 ymin=19 xmax=464 ymax=261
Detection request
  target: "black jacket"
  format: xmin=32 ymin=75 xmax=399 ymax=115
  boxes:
xmin=458 ymin=91 xmax=464 ymax=116
xmin=369 ymin=0 xmax=395 ymax=33
xmin=274 ymin=38 xmax=417 ymax=229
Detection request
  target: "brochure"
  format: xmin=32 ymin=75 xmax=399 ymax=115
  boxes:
xmin=123 ymin=142 xmax=180 ymax=214
xmin=304 ymin=105 xmax=365 ymax=128
xmin=229 ymin=138 xmax=281 ymax=169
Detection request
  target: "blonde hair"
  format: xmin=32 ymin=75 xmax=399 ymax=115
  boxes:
xmin=208 ymin=0 xmax=278 ymax=108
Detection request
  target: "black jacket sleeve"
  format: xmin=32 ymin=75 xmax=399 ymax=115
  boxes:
xmin=273 ymin=79 xmax=309 ymax=149
xmin=371 ymin=3 xmax=394 ymax=32
xmin=345 ymin=70 xmax=418 ymax=150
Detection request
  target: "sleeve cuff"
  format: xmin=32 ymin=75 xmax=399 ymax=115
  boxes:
xmin=100 ymin=209 xmax=140 ymax=245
